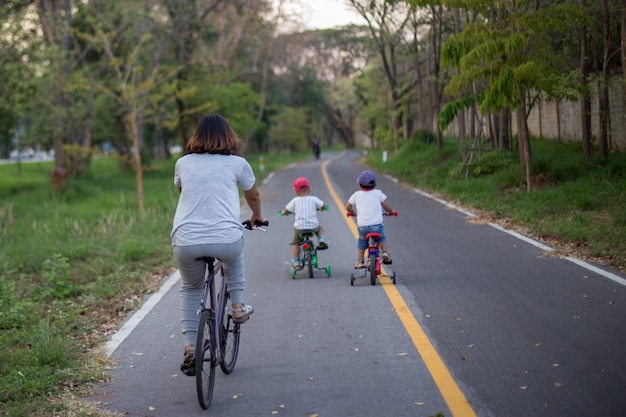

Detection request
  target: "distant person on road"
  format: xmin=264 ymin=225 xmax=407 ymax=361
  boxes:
xmin=171 ymin=113 xmax=267 ymax=376
xmin=346 ymin=170 xmax=395 ymax=269
xmin=312 ymin=137 xmax=320 ymax=159
xmin=280 ymin=177 xmax=328 ymax=269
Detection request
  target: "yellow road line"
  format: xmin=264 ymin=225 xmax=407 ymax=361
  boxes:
xmin=321 ymin=157 xmax=477 ymax=417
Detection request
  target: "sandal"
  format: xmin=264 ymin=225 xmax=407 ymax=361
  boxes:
xmin=180 ymin=345 xmax=195 ymax=376
xmin=232 ymin=304 xmax=254 ymax=323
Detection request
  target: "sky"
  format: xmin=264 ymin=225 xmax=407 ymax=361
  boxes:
xmin=281 ymin=0 xmax=364 ymax=30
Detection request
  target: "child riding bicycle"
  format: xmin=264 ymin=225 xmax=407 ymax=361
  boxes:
xmin=346 ymin=170 xmax=395 ymax=269
xmin=280 ymin=177 xmax=328 ymax=268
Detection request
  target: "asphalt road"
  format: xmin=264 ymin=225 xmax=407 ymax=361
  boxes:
xmin=92 ymin=150 xmax=626 ymax=417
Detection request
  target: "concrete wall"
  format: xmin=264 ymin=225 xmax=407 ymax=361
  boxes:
xmin=443 ymin=75 xmax=626 ymax=150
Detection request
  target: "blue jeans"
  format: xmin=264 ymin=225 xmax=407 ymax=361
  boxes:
xmin=357 ymin=224 xmax=386 ymax=250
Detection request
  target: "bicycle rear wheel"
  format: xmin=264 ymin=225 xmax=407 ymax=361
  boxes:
xmin=195 ymin=309 xmax=216 ymax=409
xmin=306 ymin=250 xmax=314 ymax=278
xmin=220 ymin=292 xmax=240 ymax=374
xmin=369 ymin=253 xmax=377 ymax=285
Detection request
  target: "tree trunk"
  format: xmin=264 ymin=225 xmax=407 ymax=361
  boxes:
xmin=579 ymin=0 xmax=592 ymax=158
xmin=516 ymin=91 xmax=532 ymax=191
xmin=452 ymin=8 xmax=466 ymax=151
xmin=621 ymin=0 xmax=626 ymax=151
xmin=128 ymin=104 xmax=145 ymax=215
xmin=599 ymin=0 xmax=611 ymax=157
xmin=37 ymin=0 xmax=72 ymax=187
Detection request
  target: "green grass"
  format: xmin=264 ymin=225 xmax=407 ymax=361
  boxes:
xmin=367 ymin=135 xmax=626 ymax=271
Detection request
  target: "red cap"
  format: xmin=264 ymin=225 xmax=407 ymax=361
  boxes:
xmin=293 ymin=177 xmax=310 ymax=192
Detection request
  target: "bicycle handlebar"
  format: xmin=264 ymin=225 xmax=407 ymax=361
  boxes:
xmin=242 ymin=219 xmax=269 ymax=231
xmin=346 ymin=211 xmax=398 ymax=217
xmin=279 ymin=205 xmax=329 ymax=216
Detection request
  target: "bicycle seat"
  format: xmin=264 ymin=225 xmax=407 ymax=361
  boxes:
xmin=196 ymin=256 xmax=216 ymax=262
xmin=299 ymin=230 xmax=316 ymax=238
xmin=365 ymin=232 xmax=381 ymax=241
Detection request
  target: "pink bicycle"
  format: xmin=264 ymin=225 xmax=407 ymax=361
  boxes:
xmin=347 ymin=212 xmax=397 ymax=286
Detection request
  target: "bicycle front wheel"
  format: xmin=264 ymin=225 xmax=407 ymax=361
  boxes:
xmin=220 ymin=292 xmax=240 ymax=374
xmin=195 ymin=309 xmax=216 ymax=409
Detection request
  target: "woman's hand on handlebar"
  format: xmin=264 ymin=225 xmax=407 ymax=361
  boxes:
xmin=243 ymin=217 xmax=269 ymax=230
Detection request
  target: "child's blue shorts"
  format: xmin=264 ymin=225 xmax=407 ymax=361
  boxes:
xmin=357 ymin=224 xmax=386 ymax=250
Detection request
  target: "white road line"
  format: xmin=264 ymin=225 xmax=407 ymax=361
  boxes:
xmin=105 ymin=270 xmax=180 ymax=357
xmin=411 ymin=186 xmax=626 ymax=287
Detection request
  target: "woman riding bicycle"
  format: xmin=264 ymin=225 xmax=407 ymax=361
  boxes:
xmin=171 ymin=113 xmax=267 ymax=376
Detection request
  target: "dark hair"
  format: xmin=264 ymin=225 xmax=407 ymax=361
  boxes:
xmin=186 ymin=114 xmax=239 ymax=155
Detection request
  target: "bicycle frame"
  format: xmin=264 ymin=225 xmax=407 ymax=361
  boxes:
xmin=199 ymin=257 xmax=235 ymax=364
xmin=347 ymin=210 xmax=397 ymax=286
xmin=194 ymin=219 xmax=266 ymax=409
xmin=289 ymin=230 xmax=331 ymax=279
xmin=365 ymin=233 xmax=381 ymax=276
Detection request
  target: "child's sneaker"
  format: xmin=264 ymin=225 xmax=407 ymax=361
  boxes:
xmin=382 ymin=252 xmax=392 ymax=264
xmin=292 ymin=258 xmax=302 ymax=269
xmin=354 ymin=259 xmax=365 ymax=269
xmin=317 ymin=236 xmax=328 ymax=250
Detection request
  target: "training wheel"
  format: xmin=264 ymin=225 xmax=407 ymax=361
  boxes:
xmin=290 ymin=266 xmax=296 ymax=279
xmin=350 ymin=273 xmax=355 ymax=286
xmin=392 ymin=271 xmax=396 ymax=284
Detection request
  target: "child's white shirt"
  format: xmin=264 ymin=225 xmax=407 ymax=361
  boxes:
xmin=347 ymin=189 xmax=387 ymax=227
xmin=286 ymin=195 xmax=324 ymax=230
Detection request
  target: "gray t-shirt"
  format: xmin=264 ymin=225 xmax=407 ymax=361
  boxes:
xmin=171 ymin=153 xmax=256 ymax=246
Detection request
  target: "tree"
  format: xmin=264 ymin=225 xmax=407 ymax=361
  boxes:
xmin=0 ymin=1 xmax=38 ymax=164
xmin=78 ymin=0 xmax=179 ymax=213
xmin=440 ymin=1 xmax=583 ymax=191
xmin=35 ymin=0 xmax=75 ymax=186
xmin=349 ymin=0 xmax=418 ymax=150
xmin=579 ymin=0 xmax=592 ymax=158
